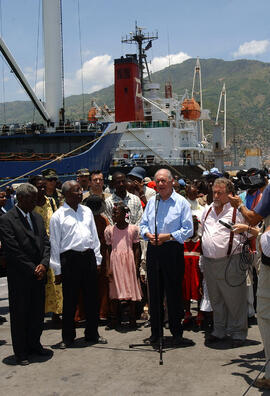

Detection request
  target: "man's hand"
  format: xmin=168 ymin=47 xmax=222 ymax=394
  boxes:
xmin=228 ymin=193 xmax=242 ymax=208
xmin=146 ymin=232 xmax=170 ymax=246
xmin=145 ymin=233 xmax=157 ymax=245
xmin=54 ymin=274 xmax=62 ymax=285
xmin=157 ymin=233 xmax=170 ymax=245
xmin=35 ymin=264 xmax=46 ymax=280
xmin=232 ymin=223 xmax=248 ymax=234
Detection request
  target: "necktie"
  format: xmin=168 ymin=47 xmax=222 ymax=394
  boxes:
xmin=25 ymin=213 xmax=34 ymax=231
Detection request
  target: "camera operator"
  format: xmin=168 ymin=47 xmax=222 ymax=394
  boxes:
xmin=229 ymin=168 xmax=269 ymax=226
xmin=201 ymin=178 xmax=249 ymax=347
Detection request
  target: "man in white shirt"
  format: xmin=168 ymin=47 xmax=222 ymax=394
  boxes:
xmin=201 ymin=178 xmax=248 ymax=347
xmin=50 ymin=180 xmax=107 ymax=348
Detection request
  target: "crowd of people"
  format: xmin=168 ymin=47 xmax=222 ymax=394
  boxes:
xmin=0 ymin=165 xmax=270 ymax=390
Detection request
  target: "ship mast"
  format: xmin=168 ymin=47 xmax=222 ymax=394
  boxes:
xmin=215 ymin=83 xmax=227 ymax=148
xmin=121 ymin=23 xmax=158 ymax=95
xmin=42 ymin=0 xmax=64 ymax=129
xmin=192 ymin=57 xmax=204 ymax=139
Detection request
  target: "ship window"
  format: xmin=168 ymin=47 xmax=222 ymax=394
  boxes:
xmin=117 ymin=70 xmax=122 ymax=79
xmin=124 ymin=87 xmax=128 ymax=94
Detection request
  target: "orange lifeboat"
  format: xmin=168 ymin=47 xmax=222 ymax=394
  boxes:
xmin=181 ymin=98 xmax=201 ymax=120
xmin=88 ymin=107 xmax=97 ymax=123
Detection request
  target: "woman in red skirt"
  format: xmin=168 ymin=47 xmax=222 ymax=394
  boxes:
xmin=182 ymin=216 xmax=203 ymax=326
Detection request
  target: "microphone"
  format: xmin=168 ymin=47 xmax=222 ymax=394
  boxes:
xmin=155 ymin=194 xmax=160 ymax=245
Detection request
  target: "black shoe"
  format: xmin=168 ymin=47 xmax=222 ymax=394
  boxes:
xmin=0 ymin=316 xmax=7 ymax=323
xmin=30 ymin=347 xmax=51 ymax=356
xmin=206 ymin=334 xmax=226 ymax=343
xmin=59 ymin=340 xmax=74 ymax=349
xmin=16 ymin=356 xmax=30 ymax=366
xmin=143 ymin=335 xmax=159 ymax=345
xmin=231 ymin=339 xmax=245 ymax=348
xmin=85 ymin=336 xmax=108 ymax=345
xmin=171 ymin=336 xmax=195 ymax=347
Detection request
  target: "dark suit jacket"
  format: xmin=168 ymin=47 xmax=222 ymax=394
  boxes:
xmin=0 ymin=206 xmax=50 ymax=279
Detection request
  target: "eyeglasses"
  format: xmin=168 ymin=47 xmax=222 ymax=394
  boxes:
xmin=47 ymin=178 xmax=57 ymax=182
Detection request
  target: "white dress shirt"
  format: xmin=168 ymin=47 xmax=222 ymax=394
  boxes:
xmin=201 ymin=202 xmax=247 ymax=259
xmin=49 ymin=202 xmax=102 ymax=275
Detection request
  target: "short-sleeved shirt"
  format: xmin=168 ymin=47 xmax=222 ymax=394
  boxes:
xmin=254 ymin=184 xmax=270 ymax=218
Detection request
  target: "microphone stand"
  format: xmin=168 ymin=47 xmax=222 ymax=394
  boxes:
xmin=129 ymin=194 xmax=164 ymax=365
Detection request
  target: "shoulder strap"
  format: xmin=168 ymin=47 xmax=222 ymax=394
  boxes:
xmin=203 ymin=206 xmax=212 ymax=223
xmin=227 ymin=207 xmax=237 ymax=256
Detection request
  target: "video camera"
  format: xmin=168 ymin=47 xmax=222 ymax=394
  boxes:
xmin=234 ymin=168 xmax=268 ymax=191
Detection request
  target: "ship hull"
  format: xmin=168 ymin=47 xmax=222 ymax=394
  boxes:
xmin=0 ymin=123 xmax=123 ymax=179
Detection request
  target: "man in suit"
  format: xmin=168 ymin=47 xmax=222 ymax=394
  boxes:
xmin=0 ymin=189 xmax=8 ymax=320
xmin=0 ymin=183 xmax=50 ymax=365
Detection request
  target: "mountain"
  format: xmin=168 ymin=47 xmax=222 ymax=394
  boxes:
xmin=0 ymin=58 xmax=269 ymax=159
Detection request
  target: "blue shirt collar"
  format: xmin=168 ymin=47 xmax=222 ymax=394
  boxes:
xmin=160 ymin=188 xmax=177 ymax=202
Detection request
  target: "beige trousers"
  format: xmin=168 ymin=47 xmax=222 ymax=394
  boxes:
xmin=203 ymin=254 xmax=248 ymax=340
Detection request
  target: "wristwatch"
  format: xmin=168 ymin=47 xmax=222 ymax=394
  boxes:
xmin=238 ymin=203 xmax=245 ymax=211
xmin=169 ymin=233 xmax=174 ymax=241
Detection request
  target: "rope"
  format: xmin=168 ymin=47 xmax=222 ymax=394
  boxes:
xmin=127 ymin=129 xmax=185 ymax=178
xmin=0 ymin=125 xmax=117 ymax=188
xmin=77 ymin=0 xmax=85 ymax=119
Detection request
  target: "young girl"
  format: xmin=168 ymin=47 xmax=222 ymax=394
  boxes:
xmin=104 ymin=203 xmax=142 ymax=329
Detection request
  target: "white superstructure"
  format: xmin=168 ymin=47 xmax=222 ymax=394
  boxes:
xmin=113 ymin=81 xmax=212 ymax=168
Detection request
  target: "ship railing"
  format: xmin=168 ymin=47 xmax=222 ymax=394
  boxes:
xmin=0 ymin=122 xmax=105 ymax=136
xmin=111 ymin=157 xmax=203 ymax=167
xmin=127 ymin=121 xmax=170 ymax=129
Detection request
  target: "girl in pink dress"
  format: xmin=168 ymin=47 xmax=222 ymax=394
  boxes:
xmin=104 ymin=203 xmax=142 ymax=329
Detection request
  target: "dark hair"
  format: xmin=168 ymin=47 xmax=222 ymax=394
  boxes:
xmin=113 ymin=201 xmax=130 ymax=215
xmin=28 ymin=174 xmax=43 ymax=186
xmin=90 ymin=170 xmax=103 ymax=177
xmin=112 ymin=171 xmax=125 ymax=182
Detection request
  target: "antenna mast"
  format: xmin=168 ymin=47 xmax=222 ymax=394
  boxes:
xmin=121 ymin=22 xmax=158 ymax=95
xmin=192 ymin=57 xmax=204 ymax=139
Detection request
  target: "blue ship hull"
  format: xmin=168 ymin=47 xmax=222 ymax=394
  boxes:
xmin=0 ymin=124 xmax=122 ymax=180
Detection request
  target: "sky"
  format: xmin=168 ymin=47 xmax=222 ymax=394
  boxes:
xmin=0 ymin=0 xmax=270 ymax=102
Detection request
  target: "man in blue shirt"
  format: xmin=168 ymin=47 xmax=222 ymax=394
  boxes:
xmin=140 ymin=169 xmax=193 ymax=345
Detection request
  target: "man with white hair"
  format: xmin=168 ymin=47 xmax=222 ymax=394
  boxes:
xmin=50 ymin=180 xmax=107 ymax=349
xmin=140 ymin=168 xmax=193 ymax=346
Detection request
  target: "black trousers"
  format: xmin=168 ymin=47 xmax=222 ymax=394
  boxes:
xmin=60 ymin=249 xmax=99 ymax=342
xmin=8 ymin=271 xmax=45 ymax=358
xmin=146 ymin=241 xmax=185 ymax=338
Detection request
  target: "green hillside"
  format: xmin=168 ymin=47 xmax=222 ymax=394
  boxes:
xmin=1 ymin=58 xmax=270 ymax=159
